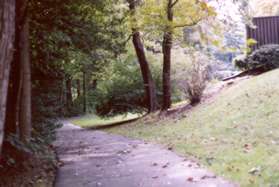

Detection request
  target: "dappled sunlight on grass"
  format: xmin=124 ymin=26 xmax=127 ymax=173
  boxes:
xmin=106 ymin=69 xmax=279 ymax=186
xmin=70 ymin=113 xmax=141 ymax=128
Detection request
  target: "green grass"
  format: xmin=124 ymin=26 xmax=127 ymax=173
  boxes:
xmin=106 ymin=69 xmax=279 ymax=187
xmin=70 ymin=113 xmax=141 ymax=128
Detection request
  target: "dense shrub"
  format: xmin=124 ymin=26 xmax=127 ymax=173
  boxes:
xmin=234 ymin=44 xmax=279 ymax=71
xmin=92 ymin=52 xmax=163 ymax=116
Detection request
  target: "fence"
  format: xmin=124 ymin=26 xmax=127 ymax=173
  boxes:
xmin=247 ymin=16 xmax=279 ymax=50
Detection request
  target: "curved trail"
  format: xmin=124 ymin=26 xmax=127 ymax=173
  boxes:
xmin=54 ymin=121 xmax=237 ymax=187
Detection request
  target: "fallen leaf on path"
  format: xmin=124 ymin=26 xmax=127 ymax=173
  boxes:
xmin=167 ymin=146 xmax=173 ymax=151
xmin=152 ymin=162 xmax=158 ymax=166
xmin=162 ymin=162 xmax=170 ymax=168
xmin=187 ymin=177 xmax=194 ymax=182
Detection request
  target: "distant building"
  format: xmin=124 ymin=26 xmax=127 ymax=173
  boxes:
xmin=247 ymin=16 xmax=279 ymax=50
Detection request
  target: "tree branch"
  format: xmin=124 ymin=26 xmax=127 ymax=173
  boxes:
xmin=171 ymin=0 xmax=179 ymax=8
xmin=173 ymin=16 xmax=203 ymax=28
xmin=124 ymin=33 xmax=133 ymax=46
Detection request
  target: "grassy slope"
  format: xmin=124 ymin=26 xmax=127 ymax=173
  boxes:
xmin=106 ymin=69 xmax=279 ymax=187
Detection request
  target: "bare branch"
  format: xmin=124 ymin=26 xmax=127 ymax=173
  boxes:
xmin=124 ymin=33 xmax=133 ymax=46
xmin=173 ymin=21 xmax=199 ymax=28
xmin=171 ymin=0 xmax=179 ymax=8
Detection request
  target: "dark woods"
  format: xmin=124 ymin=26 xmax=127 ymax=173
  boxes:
xmin=0 ymin=0 xmax=188 ymax=176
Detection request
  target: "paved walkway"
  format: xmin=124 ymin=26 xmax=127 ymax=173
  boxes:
xmin=54 ymin=121 xmax=237 ymax=187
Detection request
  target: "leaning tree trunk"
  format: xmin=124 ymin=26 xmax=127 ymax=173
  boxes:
xmin=19 ymin=16 xmax=32 ymax=142
xmin=128 ymin=0 xmax=158 ymax=113
xmin=0 ymin=0 xmax=16 ymax=153
xmin=162 ymin=0 xmax=174 ymax=111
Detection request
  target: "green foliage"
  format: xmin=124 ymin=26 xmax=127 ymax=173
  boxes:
xmin=90 ymin=49 xmax=162 ymax=116
xmin=20 ymin=1 xmax=129 ymax=168
xmin=234 ymin=44 xmax=279 ymax=71
xmin=29 ymin=0 xmax=128 ymax=119
xmin=131 ymin=0 xmax=216 ymax=41
xmin=32 ymin=119 xmax=62 ymax=145
xmin=29 ymin=0 xmax=127 ymax=76
xmin=247 ymin=38 xmax=257 ymax=47
xmin=3 ymin=119 xmax=61 ymax=168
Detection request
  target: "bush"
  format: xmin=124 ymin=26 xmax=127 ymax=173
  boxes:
xmin=175 ymin=51 xmax=209 ymax=105
xmin=91 ymin=51 xmax=163 ymax=116
xmin=234 ymin=44 xmax=279 ymax=71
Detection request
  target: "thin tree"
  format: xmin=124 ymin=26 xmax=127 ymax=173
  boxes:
xmin=83 ymin=71 xmax=87 ymax=113
xmin=65 ymin=77 xmax=73 ymax=112
xmin=159 ymin=0 xmax=214 ymax=110
xmin=19 ymin=13 xmax=32 ymax=142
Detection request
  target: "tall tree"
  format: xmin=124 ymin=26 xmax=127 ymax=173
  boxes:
xmin=0 ymin=0 xmax=16 ymax=153
xmin=161 ymin=0 xmax=215 ymax=110
xmin=162 ymin=0 xmax=175 ymax=110
xmin=19 ymin=9 xmax=32 ymax=142
xmin=3 ymin=0 xmax=31 ymax=150
xmin=128 ymin=0 xmax=158 ymax=113
xmin=3 ymin=0 xmax=32 ymax=152
xmin=134 ymin=0 xmax=215 ymax=110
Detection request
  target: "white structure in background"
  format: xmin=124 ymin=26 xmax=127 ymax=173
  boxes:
xmin=250 ymin=0 xmax=279 ymax=17
xmin=184 ymin=0 xmax=247 ymax=79
xmin=185 ymin=0 xmax=246 ymax=51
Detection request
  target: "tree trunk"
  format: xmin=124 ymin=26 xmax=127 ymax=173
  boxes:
xmin=162 ymin=0 xmax=174 ymax=111
xmin=0 ymin=0 xmax=16 ymax=153
xmin=132 ymin=32 xmax=158 ymax=112
xmin=19 ymin=16 xmax=31 ymax=142
xmin=128 ymin=0 xmax=158 ymax=113
xmin=3 ymin=0 xmax=28 ymax=152
xmin=66 ymin=78 xmax=73 ymax=111
xmin=83 ymin=72 xmax=87 ymax=113
xmin=77 ymin=79 xmax=81 ymax=98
